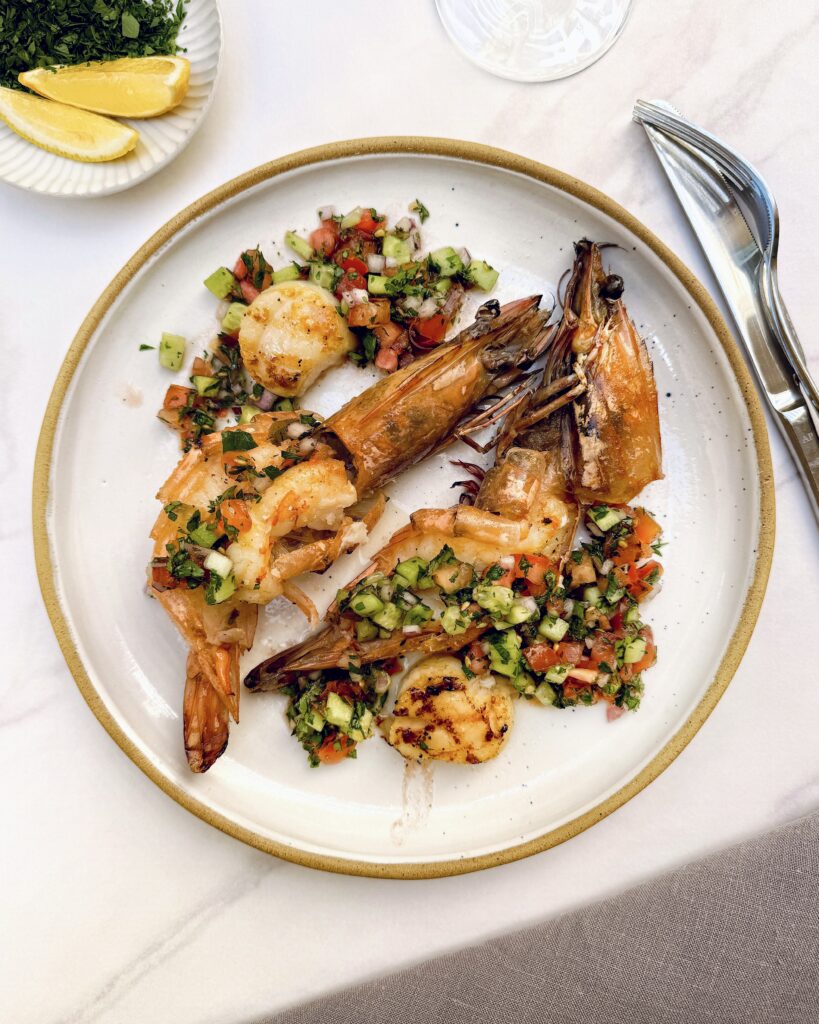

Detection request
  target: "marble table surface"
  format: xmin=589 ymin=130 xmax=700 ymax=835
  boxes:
xmin=4 ymin=2 xmax=819 ymax=1021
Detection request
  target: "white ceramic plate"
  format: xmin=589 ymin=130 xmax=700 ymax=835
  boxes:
xmin=0 ymin=0 xmax=221 ymax=198
xmin=35 ymin=141 xmax=773 ymax=877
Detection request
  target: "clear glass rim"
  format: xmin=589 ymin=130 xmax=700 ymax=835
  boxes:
xmin=434 ymin=0 xmax=634 ymax=83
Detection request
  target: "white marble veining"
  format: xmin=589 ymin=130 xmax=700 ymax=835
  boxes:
xmin=3 ymin=1 xmax=818 ymax=1021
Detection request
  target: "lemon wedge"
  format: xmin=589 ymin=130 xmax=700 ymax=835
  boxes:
xmin=19 ymin=57 xmax=190 ymax=118
xmin=0 ymin=87 xmax=138 ymax=162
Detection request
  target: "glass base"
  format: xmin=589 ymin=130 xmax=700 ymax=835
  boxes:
xmin=435 ymin=0 xmax=633 ymax=82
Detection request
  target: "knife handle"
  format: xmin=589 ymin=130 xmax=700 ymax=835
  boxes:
xmin=778 ymin=402 xmax=819 ymax=521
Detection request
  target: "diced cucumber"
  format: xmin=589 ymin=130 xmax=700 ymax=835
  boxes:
xmin=356 ymin=618 xmax=379 ymax=642
xmin=336 ymin=588 xmax=350 ymax=604
xmin=205 ymin=572 xmax=236 ymax=605
xmin=239 ymin=405 xmax=261 ymax=424
xmin=488 ymin=630 xmax=521 ymax=677
xmin=465 ymin=259 xmax=499 ymax=292
xmin=309 ymin=262 xmax=340 ymax=291
xmin=325 ymin=691 xmax=353 ymax=729
xmin=285 ymin=230 xmax=314 ymax=261
xmin=204 ymin=550 xmax=233 ymax=577
xmin=159 ymin=332 xmax=186 ymax=371
xmin=430 ymin=246 xmax=464 ymax=277
xmin=433 ymin=278 xmax=452 ymax=295
xmin=372 ymin=602 xmax=402 ymax=632
xmin=605 ymin=582 xmax=626 ymax=605
xmin=340 ymin=207 xmax=363 ymax=230
xmin=404 ymin=603 xmax=432 ymax=626
xmin=589 ymin=506 xmax=624 ymax=531
xmin=625 ymin=605 xmax=641 ymax=624
xmin=441 ymin=606 xmax=470 ymax=635
xmin=272 ymin=263 xmax=301 ymax=284
xmin=349 ymin=592 xmax=384 ymax=618
xmin=305 ymin=709 xmax=325 ymax=732
xmin=506 ymin=599 xmax=536 ymax=625
xmin=538 ymin=615 xmax=569 ymax=642
xmin=188 ymin=522 xmax=217 ymax=548
xmin=367 ymin=274 xmax=390 ymax=295
xmin=511 ymin=671 xmax=537 ymax=696
xmin=474 ymin=583 xmax=515 ymax=617
xmin=275 ymin=398 xmax=294 ymax=412
xmin=349 ymin=708 xmax=374 ymax=743
xmin=394 ymin=557 xmax=428 ymax=587
xmin=192 ymin=374 xmax=219 ymax=396
xmin=545 ymin=664 xmax=570 ymax=684
xmin=584 ymin=586 xmax=602 ymax=607
xmin=203 ymin=266 xmax=236 ymax=299
xmin=534 ymin=681 xmax=557 ymax=706
xmin=622 ymin=636 xmax=647 ymax=665
xmin=415 ymin=574 xmax=436 ymax=590
xmin=382 ymin=234 xmax=411 ymax=263
xmin=221 ymin=302 xmax=247 ymax=335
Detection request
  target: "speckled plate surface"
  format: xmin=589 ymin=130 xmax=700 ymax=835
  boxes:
xmin=34 ymin=140 xmax=773 ymax=877
xmin=0 ymin=0 xmax=221 ymax=198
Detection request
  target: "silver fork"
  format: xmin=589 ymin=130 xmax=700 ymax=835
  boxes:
xmin=633 ymin=99 xmax=819 ymax=425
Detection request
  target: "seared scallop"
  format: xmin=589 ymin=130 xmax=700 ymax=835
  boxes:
xmin=238 ymin=280 xmax=355 ymax=397
xmin=383 ymin=655 xmax=514 ymax=765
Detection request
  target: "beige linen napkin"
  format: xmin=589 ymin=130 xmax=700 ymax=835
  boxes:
xmin=266 ymin=812 xmax=819 ymax=1024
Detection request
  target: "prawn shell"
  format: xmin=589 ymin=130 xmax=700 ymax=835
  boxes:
xmin=324 ymin=296 xmax=543 ymax=495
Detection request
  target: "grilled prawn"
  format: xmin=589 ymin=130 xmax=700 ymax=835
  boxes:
xmin=150 ymin=296 xmax=553 ymax=770
xmin=247 ymin=240 xmax=664 ymax=768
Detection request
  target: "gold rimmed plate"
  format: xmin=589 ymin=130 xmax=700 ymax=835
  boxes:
xmin=33 ymin=139 xmax=774 ymax=877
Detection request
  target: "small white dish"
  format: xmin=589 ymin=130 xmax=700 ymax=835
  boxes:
xmin=34 ymin=140 xmax=774 ymax=876
xmin=0 ymin=0 xmax=221 ymax=198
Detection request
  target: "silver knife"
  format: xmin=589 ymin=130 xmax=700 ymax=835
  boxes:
xmin=633 ymin=112 xmax=819 ymax=521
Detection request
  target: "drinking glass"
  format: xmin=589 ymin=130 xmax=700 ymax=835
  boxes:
xmin=435 ymin=0 xmax=633 ymax=82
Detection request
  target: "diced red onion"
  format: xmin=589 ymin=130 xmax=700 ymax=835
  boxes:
xmin=418 ymin=297 xmax=438 ymax=318
xmin=600 ymin=558 xmax=613 ymax=575
xmin=395 ymin=216 xmax=413 ymax=233
xmin=402 ymin=624 xmax=422 ymax=634
xmin=374 ymin=671 xmax=391 ymax=694
xmin=346 ymin=288 xmax=370 ymax=306
xmin=257 ymin=389 xmax=276 ymax=411
xmin=607 ymin=704 xmax=627 ymax=722
xmin=384 ymin=256 xmax=398 ymax=269
xmin=299 ymin=437 xmax=316 ymax=454
xmin=499 ymin=555 xmax=515 ymax=569
xmin=407 ymin=229 xmax=421 ymax=252
xmin=287 ymin=421 xmax=310 ymax=439
xmin=367 ymin=253 xmax=386 ymax=273
xmin=402 ymin=591 xmax=417 ymax=605
xmin=402 ymin=295 xmax=422 ymax=314
xmin=318 ymin=205 xmax=335 ymax=221
xmin=567 ymin=667 xmax=598 ymax=683
xmin=563 ymin=598 xmax=575 ymax=615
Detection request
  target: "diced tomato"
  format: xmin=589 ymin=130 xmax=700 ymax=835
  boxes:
xmin=413 ymin=314 xmax=449 ymax=344
xmin=612 ymin=507 xmax=662 ymax=565
xmin=315 ymin=733 xmax=355 ymax=765
xmin=484 ymin=554 xmax=553 ymax=595
xmin=588 ymin=631 xmax=617 ymax=667
xmin=151 ymin=564 xmax=183 ymax=590
xmin=557 ymin=641 xmax=585 ymax=665
xmin=465 ymin=641 xmax=489 ymax=675
xmin=626 ymin=560 xmax=664 ymax=602
xmin=335 ymin=270 xmax=368 ymax=300
xmin=232 ymin=256 xmax=248 ymax=280
xmin=240 ymin=279 xmax=260 ymax=303
xmin=163 ymin=384 xmax=194 ymax=411
xmin=339 ymin=254 xmax=369 ymax=278
xmin=309 ymin=220 xmax=340 ymax=258
xmin=382 ymin=657 xmax=403 ymax=675
xmin=355 ymin=209 xmax=383 ymax=235
xmin=219 ymin=498 xmax=252 ymax=534
xmin=525 ymin=644 xmax=561 ymax=672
